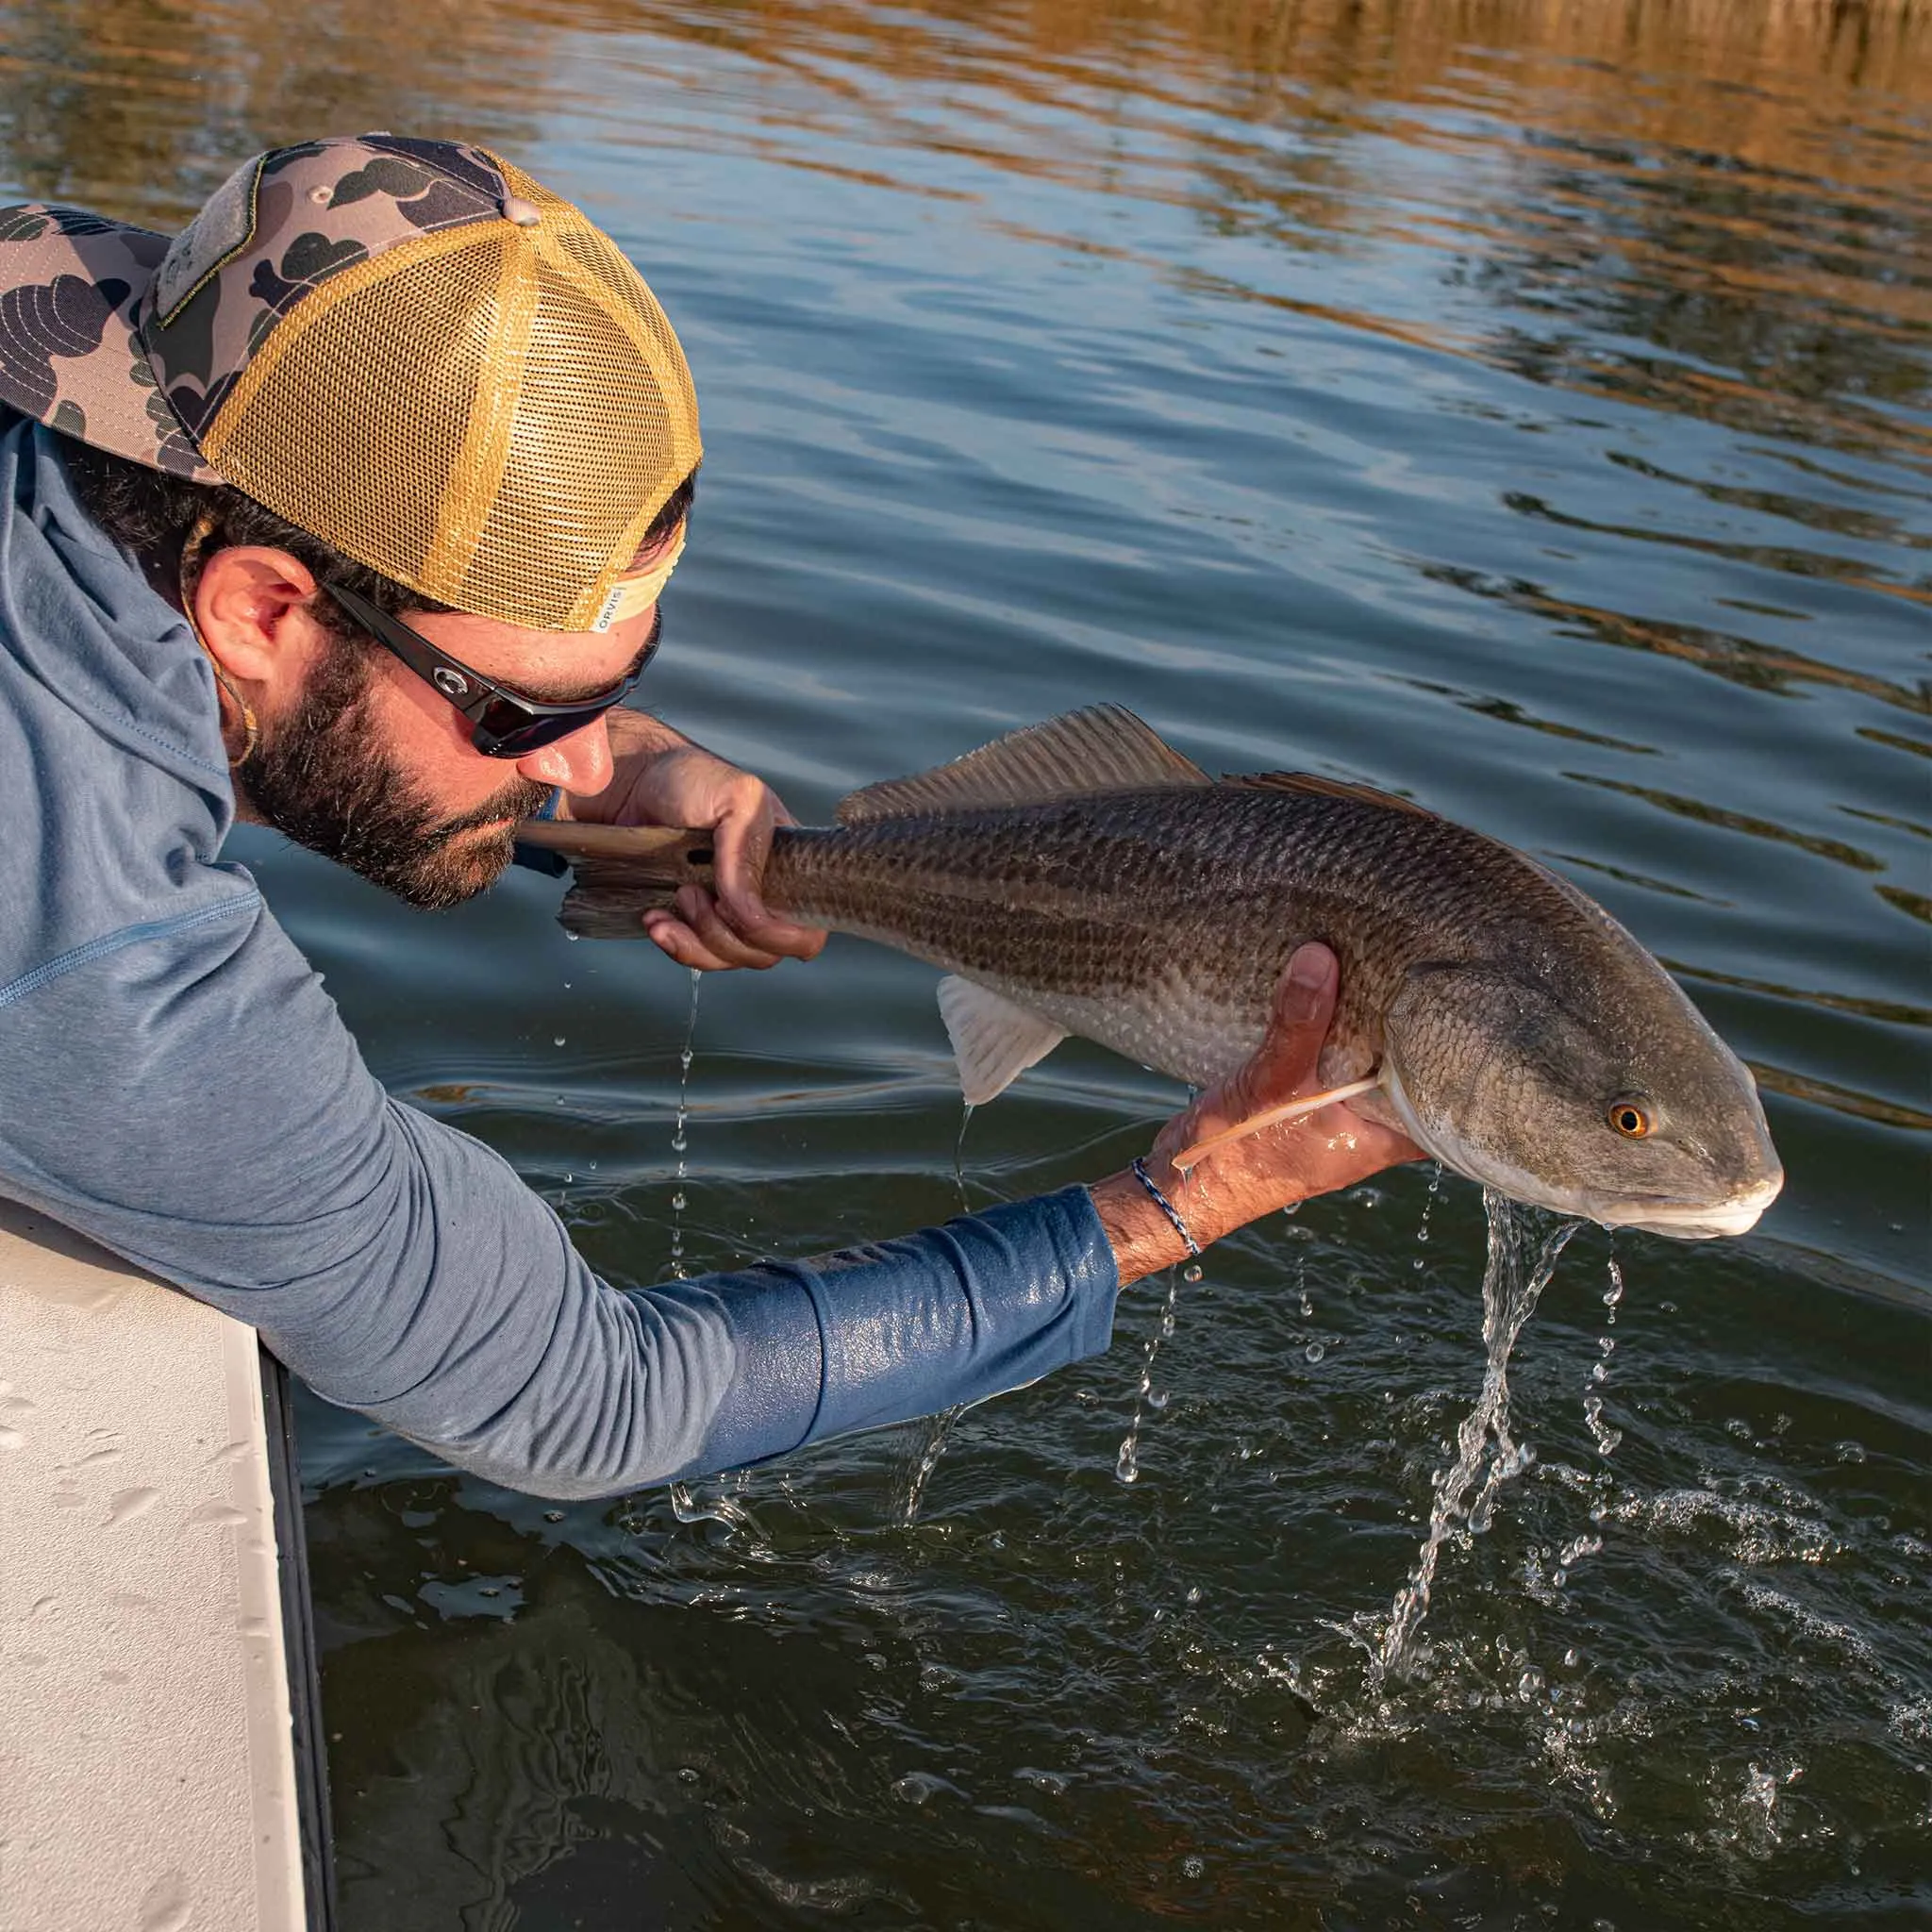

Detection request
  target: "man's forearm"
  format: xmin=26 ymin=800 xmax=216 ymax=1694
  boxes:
xmin=1090 ymin=1154 xmax=1296 ymax=1290
xmin=1089 ymin=1169 xmax=1198 ymax=1288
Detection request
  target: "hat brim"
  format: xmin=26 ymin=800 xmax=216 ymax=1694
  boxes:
xmin=0 ymin=205 xmax=218 ymax=480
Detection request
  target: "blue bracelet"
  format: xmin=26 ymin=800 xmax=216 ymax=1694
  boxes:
xmin=1131 ymin=1157 xmax=1201 ymax=1259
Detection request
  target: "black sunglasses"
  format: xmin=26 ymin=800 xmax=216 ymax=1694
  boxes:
xmin=322 ymin=581 xmax=660 ymax=758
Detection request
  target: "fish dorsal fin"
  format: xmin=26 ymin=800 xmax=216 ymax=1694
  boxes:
xmin=937 ymin=976 xmax=1068 ymax=1105
xmin=1222 ymin=771 xmax=1436 ymax=818
xmin=837 ymin=705 xmax=1209 ymax=824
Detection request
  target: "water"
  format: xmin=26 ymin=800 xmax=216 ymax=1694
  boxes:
xmin=2 ymin=1 xmax=1927 ymax=1924
xmin=1376 ymin=1191 xmax=1581 ymax=1684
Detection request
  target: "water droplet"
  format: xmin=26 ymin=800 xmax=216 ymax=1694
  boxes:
xmin=543 ymin=1509 xmax=564 ymax=1524
xmin=671 ymin=1130 xmax=687 ymax=1153
xmin=553 ymin=1035 xmax=566 ymax=1047
xmin=1305 ymin=1341 xmax=1325 ymax=1364
xmin=1182 ymin=1261 xmax=1203 ymax=1284
xmin=1181 ymin=1854 xmax=1206 ymax=1878
xmin=671 ymin=1191 xmax=686 ymax=1211
xmin=138 ymin=1870 xmax=193 ymax=1932
xmin=1518 ymin=1666 xmax=1544 ymax=1699
xmin=1114 ymin=1442 xmax=1140 ymax=1484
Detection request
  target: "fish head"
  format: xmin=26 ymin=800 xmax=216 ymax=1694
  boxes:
xmin=1380 ymin=958 xmax=1783 ymax=1239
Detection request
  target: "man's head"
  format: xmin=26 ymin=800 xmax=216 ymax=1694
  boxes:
xmin=68 ymin=441 xmax=691 ymax=907
xmin=0 ymin=134 xmax=704 ymax=903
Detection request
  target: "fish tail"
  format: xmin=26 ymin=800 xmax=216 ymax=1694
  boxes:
xmin=552 ymin=829 xmax=719 ymax=940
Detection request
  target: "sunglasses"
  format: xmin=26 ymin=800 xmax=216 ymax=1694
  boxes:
xmin=322 ymin=581 xmax=661 ymax=758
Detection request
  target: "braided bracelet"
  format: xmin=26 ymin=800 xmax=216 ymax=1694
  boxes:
xmin=1130 ymin=1157 xmax=1201 ymax=1260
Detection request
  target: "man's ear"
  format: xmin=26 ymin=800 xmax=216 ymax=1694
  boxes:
xmin=192 ymin=546 xmax=328 ymax=691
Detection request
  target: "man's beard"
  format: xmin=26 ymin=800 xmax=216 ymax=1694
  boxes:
xmin=239 ymin=640 xmax=553 ymax=910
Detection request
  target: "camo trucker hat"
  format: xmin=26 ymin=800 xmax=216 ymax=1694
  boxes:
xmin=0 ymin=134 xmax=702 ymax=631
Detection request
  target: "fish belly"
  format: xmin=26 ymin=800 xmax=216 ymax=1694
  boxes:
xmin=819 ymin=897 xmax=1271 ymax=1091
xmin=980 ymin=970 xmax=1266 ymax=1093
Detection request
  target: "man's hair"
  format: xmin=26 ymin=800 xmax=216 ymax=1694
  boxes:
xmin=62 ymin=438 xmax=696 ymax=641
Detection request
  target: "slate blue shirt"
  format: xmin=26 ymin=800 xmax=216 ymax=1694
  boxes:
xmin=0 ymin=411 xmax=1119 ymax=1498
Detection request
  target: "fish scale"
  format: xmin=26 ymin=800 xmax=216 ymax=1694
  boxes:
xmin=762 ymin=784 xmax=1588 ymax=1090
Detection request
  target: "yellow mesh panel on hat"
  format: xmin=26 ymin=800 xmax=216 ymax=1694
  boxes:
xmin=201 ymin=164 xmax=702 ymax=631
xmin=203 ymin=227 xmax=506 ymax=602
xmin=455 ymin=257 xmax=688 ymax=628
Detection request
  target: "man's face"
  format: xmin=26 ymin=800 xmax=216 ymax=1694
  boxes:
xmin=241 ymin=594 xmax=652 ymax=910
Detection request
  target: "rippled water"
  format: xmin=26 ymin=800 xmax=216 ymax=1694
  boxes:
xmin=3 ymin=1 xmax=1927 ymax=1924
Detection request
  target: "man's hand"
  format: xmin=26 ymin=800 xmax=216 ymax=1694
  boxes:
xmin=1091 ymin=943 xmax=1422 ymax=1286
xmin=563 ymin=712 xmax=827 ymax=972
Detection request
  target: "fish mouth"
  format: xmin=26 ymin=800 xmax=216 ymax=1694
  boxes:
xmin=1595 ymin=1173 xmax=1784 ymax=1241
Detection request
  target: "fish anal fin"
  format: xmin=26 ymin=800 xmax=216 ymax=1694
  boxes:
xmin=937 ymin=976 xmax=1067 ymax=1106
xmin=1222 ymin=771 xmax=1435 ymax=818
xmin=838 ymin=705 xmax=1209 ymax=824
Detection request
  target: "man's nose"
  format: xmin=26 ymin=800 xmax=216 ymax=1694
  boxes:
xmin=515 ymin=714 xmax=615 ymax=795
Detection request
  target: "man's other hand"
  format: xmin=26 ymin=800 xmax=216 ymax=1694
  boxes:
xmin=564 ymin=714 xmax=828 ymax=972
xmin=1091 ymin=943 xmax=1422 ymax=1286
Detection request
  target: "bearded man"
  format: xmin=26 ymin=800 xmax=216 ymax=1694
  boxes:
xmin=0 ymin=135 xmax=1413 ymax=1497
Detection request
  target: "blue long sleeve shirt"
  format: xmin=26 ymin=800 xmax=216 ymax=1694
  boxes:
xmin=0 ymin=411 xmax=1119 ymax=1498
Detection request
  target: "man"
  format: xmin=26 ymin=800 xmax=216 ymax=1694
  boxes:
xmin=0 ymin=135 xmax=1414 ymax=1498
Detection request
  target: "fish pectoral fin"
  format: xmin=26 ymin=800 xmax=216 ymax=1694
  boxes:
xmin=937 ymin=977 xmax=1068 ymax=1106
xmin=1170 ymin=1073 xmax=1385 ymax=1173
xmin=837 ymin=705 xmax=1210 ymax=824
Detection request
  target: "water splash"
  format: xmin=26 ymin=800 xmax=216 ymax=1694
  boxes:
xmin=952 ymin=1101 xmax=974 ymax=1214
xmin=1584 ymin=1253 xmax=1626 ymax=1458
xmin=896 ymin=1403 xmax=967 ymax=1524
xmin=1117 ymin=1261 xmax=1189 ymax=1484
xmin=668 ymin=1476 xmax=775 ymax=1557
xmin=668 ymin=967 xmax=701 ymax=1279
xmin=1376 ymin=1190 xmax=1580 ymax=1681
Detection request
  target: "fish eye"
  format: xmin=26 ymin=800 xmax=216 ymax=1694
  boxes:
xmin=1607 ymin=1099 xmax=1653 ymax=1139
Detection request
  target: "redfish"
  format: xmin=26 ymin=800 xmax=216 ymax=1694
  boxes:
xmin=520 ymin=707 xmax=1782 ymax=1238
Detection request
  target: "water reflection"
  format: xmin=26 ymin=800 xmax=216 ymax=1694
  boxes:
xmin=1570 ymin=772 xmax=1887 ymax=874
xmin=1422 ymin=560 xmax=1929 ymax=712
